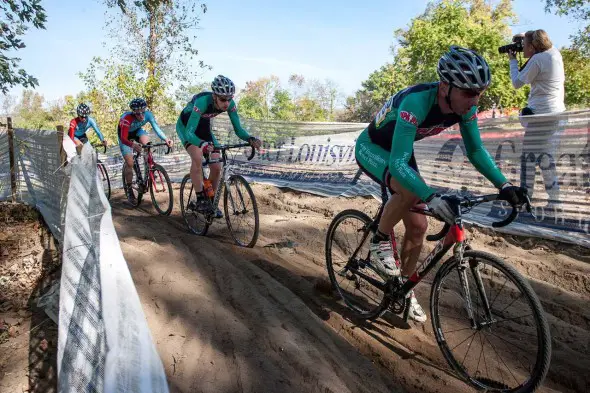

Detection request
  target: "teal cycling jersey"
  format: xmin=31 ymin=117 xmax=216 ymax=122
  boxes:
xmin=367 ymin=82 xmax=507 ymax=200
xmin=176 ymin=92 xmax=251 ymax=147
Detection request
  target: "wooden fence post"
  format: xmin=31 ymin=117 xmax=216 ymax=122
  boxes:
xmin=7 ymin=117 xmax=17 ymax=202
xmin=56 ymin=125 xmax=66 ymax=166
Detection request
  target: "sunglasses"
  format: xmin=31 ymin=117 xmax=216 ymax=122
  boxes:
xmin=133 ymin=108 xmax=146 ymax=115
xmin=216 ymin=96 xmax=233 ymax=103
xmin=460 ymin=88 xmax=485 ymax=98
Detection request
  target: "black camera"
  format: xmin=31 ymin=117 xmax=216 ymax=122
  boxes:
xmin=498 ymin=35 xmax=524 ymax=54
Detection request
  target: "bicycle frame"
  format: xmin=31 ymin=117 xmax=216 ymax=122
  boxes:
xmin=205 ymin=149 xmax=232 ymax=211
xmin=202 ymin=143 xmax=254 ymax=213
xmin=347 ymin=211 xmax=462 ymax=299
xmin=132 ymin=143 xmax=169 ymax=189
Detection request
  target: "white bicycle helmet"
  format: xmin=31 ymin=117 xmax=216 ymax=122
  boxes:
xmin=211 ymin=75 xmax=235 ymax=97
xmin=437 ymin=46 xmax=491 ymax=90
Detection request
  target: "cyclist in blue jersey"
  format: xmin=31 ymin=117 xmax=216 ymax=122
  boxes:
xmin=68 ymin=103 xmax=108 ymax=151
xmin=355 ymin=46 xmax=529 ymax=322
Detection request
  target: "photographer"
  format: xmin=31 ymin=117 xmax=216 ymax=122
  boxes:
xmin=506 ymin=29 xmax=565 ymax=208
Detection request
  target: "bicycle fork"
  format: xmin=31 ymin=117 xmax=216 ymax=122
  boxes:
xmin=455 ymin=243 xmax=495 ymax=329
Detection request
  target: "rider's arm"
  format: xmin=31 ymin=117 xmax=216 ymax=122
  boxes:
xmin=119 ymin=116 xmax=134 ymax=147
xmin=145 ymin=111 xmax=167 ymax=141
xmin=389 ymin=98 xmax=435 ymax=201
xmin=182 ymin=96 xmax=209 ymax=147
xmin=227 ymin=101 xmax=252 ymax=141
xmin=210 ymin=131 xmax=220 ymax=147
xmin=88 ymin=117 xmax=105 ymax=141
xmin=68 ymin=119 xmax=77 ymax=141
xmin=460 ymin=107 xmax=508 ymax=188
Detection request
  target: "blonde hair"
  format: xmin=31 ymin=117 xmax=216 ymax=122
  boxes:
xmin=525 ymin=29 xmax=553 ymax=53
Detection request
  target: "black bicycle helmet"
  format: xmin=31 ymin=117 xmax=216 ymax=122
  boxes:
xmin=129 ymin=98 xmax=147 ymax=110
xmin=76 ymin=103 xmax=91 ymax=117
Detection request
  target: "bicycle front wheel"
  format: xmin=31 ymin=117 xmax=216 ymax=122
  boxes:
xmin=149 ymin=164 xmax=173 ymax=216
xmin=180 ymin=174 xmax=210 ymax=236
xmin=223 ymin=175 xmax=259 ymax=247
xmin=97 ymin=160 xmax=111 ymax=201
xmin=325 ymin=209 xmax=389 ymax=320
xmin=431 ymin=250 xmax=551 ymax=393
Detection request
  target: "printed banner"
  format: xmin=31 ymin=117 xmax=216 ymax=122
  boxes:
xmin=95 ymin=111 xmax=590 ymax=247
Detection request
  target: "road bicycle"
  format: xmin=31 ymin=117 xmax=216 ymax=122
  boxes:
xmin=325 ymin=184 xmax=551 ymax=392
xmin=180 ymin=143 xmax=259 ymax=247
xmin=122 ymin=142 xmax=173 ymax=215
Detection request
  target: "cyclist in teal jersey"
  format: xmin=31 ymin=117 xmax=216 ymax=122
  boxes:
xmin=176 ymin=75 xmax=262 ymax=216
xmin=355 ymin=46 xmax=528 ymax=322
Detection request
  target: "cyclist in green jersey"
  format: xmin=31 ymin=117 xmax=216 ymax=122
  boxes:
xmin=355 ymin=46 xmax=528 ymax=322
xmin=176 ymin=75 xmax=262 ymax=217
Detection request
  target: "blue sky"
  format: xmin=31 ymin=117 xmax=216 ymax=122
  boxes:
xmin=4 ymin=0 xmax=584 ymax=104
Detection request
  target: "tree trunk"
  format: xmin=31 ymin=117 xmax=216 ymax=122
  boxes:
xmin=146 ymin=7 xmax=158 ymax=109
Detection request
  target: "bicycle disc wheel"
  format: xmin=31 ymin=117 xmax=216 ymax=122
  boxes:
xmin=180 ymin=174 xmax=210 ymax=236
xmin=122 ymin=161 xmax=143 ymax=207
xmin=97 ymin=160 xmax=111 ymax=201
xmin=431 ymin=250 xmax=551 ymax=392
xmin=149 ymin=164 xmax=173 ymax=216
xmin=223 ymin=175 xmax=259 ymax=247
xmin=325 ymin=209 xmax=389 ymax=320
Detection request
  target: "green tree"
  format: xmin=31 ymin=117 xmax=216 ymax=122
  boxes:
xmin=174 ymin=81 xmax=210 ymax=108
xmin=103 ymin=0 xmax=209 ymax=110
xmin=561 ymin=48 xmax=590 ymax=107
xmin=237 ymin=76 xmax=280 ymax=120
xmin=395 ymin=0 xmax=525 ymax=110
xmin=338 ymin=91 xmax=380 ymax=122
xmin=359 ymin=59 xmax=410 ymax=109
xmin=270 ymin=89 xmax=296 ymax=121
xmin=345 ymin=0 xmax=528 ymax=120
xmin=0 ymin=0 xmax=47 ymax=93
xmin=544 ymin=0 xmax=590 ymax=55
xmin=309 ymin=79 xmax=341 ymax=121
xmin=12 ymin=90 xmax=70 ymax=130
xmin=236 ymin=75 xmax=345 ymax=122
xmin=77 ymin=57 xmax=177 ymax=142
xmin=294 ymin=97 xmax=325 ymax=121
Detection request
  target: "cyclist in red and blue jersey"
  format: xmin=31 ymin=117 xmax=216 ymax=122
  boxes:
xmin=118 ymin=98 xmax=172 ymax=204
xmin=355 ymin=46 xmax=529 ymax=323
xmin=68 ymin=103 xmax=108 ymax=150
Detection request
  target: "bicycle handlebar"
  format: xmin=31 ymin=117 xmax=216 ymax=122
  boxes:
xmin=204 ymin=142 xmax=256 ymax=164
xmin=424 ymin=193 xmax=533 ymax=241
xmin=141 ymin=142 xmax=171 ymax=155
xmin=216 ymin=143 xmax=256 ymax=161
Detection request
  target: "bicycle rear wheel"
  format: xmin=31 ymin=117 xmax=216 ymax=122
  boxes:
xmin=97 ymin=160 xmax=111 ymax=200
xmin=325 ymin=209 xmax=389 ymax=320
xmin=149 ymin=164 xmax=173 ymax=216
xmin=122 ymin=161 xmax=143 ymax=207
xmin=431 ymin=250 xmax=551 ymax=392
xmin=223 ymin=175 xmax=259 ymax=247
xmin=180 ymin=174 xmax=210 ymax=235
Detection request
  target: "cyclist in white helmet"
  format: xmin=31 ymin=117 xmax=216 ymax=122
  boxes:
xmin=354 ymin=46 xmax=528 ymax=323
xmin=176 ymin=75 xmax=262 ymax=217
